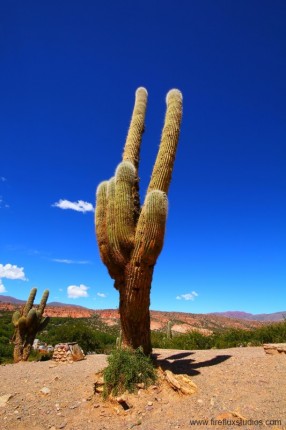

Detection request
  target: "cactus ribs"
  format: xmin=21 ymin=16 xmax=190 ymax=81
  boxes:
xmin=12 ymin=288 xmax=50 ymax=362
xmin=95 ymin=88 xmax=182 ymax=354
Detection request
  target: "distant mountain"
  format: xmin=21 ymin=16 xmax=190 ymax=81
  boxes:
xmin=210 ymin=311 xmax=286 ymax=322
xmin=252 ymin=311 xmax=286 ymax=322
xmin=0 ymin=295 xmax=25 ymax=305
xmin=210 ymin=311 xmax=254 ymax=319
xmin=0 ymin=296 xmax=94 ymax=318
xmin=0 ymin=296 xmax=90 ymax=309
xmin=1 ymin=295 xmax=285 ymax=330
xmin=47 ymin=302 xmax=89 ymax=309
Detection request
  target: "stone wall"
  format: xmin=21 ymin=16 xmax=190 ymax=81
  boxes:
xmin=52 ymin=342 xmax=85 ymax=363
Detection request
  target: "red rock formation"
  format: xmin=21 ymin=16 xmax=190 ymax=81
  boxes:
xmin=0 ymin=302 xmax=266 ymax=334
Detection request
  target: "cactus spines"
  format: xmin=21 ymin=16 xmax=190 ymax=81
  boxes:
xmin=23 ymin=287 xmax=37 ymax=317
xmin=148 ymin=89 xmax=182 ymax=195
xmin=95 ymin=88 xmax=182 ymax=354
xmin=123 ymin=87 xmax=148 ymax=169
xmin=38 ymin=289 xmax=49 ymax=315
xmin=12 ymin=288 xmax=50 ymax=362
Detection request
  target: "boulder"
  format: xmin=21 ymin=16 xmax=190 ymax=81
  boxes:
xmin=263 ymin=343 xmax=286 ymax=355
xmin=164 ymin=370 xmax=197 ymax=395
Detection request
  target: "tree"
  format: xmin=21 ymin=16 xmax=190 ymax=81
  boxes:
xmin=95 ymin=88 xmax=182 ymax=354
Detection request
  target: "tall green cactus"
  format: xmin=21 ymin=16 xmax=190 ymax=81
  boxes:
xmin=95 ymin=88 xmax=182 ymax=354
xmin=167 ymin=321 xmax=173 ymax=339
xmin=12 ymin=288 xmax=50 ymax=362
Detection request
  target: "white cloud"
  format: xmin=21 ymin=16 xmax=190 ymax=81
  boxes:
xmin=0 ymin=264 xmax=27 ymax=280
xmin=0 ymin=280 xmax=7 ymax=293
xmin=52 ymin=199 xmax=94 ymax=213
xmin=52 ymin=258 xmax=91 ymax=265
xmin=67 ymin=284 xmax=89 ymax=299
xmin=0 ymin=197 xmax=9 ymax=209
xmin=97 ymin=292 xmax=107 ymax=298
xmin=0 ymin=177 xmax=6 ymax=182
xmin=176 ymin=291 xmax=198 ymax=301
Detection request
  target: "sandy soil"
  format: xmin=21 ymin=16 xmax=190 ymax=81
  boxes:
xmin=0 ymin=347 xmax=285 ymax=430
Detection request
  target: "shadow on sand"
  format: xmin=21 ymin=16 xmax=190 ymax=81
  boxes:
xmin=153 ymin=351 xmax=232 ymax=376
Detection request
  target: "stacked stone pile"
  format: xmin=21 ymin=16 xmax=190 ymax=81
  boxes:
xmin=52 ymin=342 xmax=85 ymax=363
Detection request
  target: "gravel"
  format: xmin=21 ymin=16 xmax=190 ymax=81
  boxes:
xmin=0 ymin=347 xmax=285 ymax=430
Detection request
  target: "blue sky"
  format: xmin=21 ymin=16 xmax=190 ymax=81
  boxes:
xmin=0 ymin=1 xmax=285 ymax=314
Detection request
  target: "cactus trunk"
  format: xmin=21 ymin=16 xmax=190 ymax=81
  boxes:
xmin=119 ymin=263 xmax=154 ymax=354
xmin=95 ymin=88 xmax=182 ymax=354
xmin=13 ymin=329 xmax=25 ymax=363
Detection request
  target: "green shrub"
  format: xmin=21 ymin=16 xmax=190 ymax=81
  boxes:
xmin=39 ymin=318 xmax=116 ymax=354
xmin=0 ymin=342 xmax=14 ymax=364
xmin=152 ymin=320 xmax=286 ymax=350
xmin=0 ymin=312 xmax=14 ymax=364
xmin=27 ymin=349 xmax=53 ymax=362
xmin=103 ymin=348 xmax=157 ymax=397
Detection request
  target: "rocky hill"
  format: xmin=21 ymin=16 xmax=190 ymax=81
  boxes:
xmin=0 ymin=296 xmax=272 ymax=335
xmin=71 ymin=308 xmax=265 ymax=334
xmin=211 ymin=310 xmax=286 ymax=322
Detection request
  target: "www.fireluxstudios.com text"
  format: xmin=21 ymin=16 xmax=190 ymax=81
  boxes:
xmin=189 ymin=418 xmax=282 ymax=426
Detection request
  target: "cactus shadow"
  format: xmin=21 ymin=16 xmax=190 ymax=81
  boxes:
xmin=165 ymin=352 xmax=195 ymax=360
xmin=153 ymin=351 xmax=232 ymax=376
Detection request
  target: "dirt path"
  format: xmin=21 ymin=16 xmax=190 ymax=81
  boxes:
xmin=0 ymin=347 xmax=285 ymax=430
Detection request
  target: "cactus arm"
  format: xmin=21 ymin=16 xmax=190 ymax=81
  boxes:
xmin=122 ymin=87 xmax=147 ymax=222
xmin=125 ymin=191 xmax=168 ymax=308
xmin=139 ymin=190 xmax=168 ymax=264
xmin=26 ymin=309 xmax=38 ymax=328
xmin=106 ymin=177 xmax=126 ymax=267
xmin=133 ymin=190 xmax=168 ymax=266
xmin=147 ymin=89 xmax=183 ymax=194
xmin=12 ymin=310 xmax=21 ymax=327
xmin=95 ymin=181 xmax=111 ymax=266
xmin=38 ymin=316 xmax=50 ymax=332
xmin=115 ymin=161 xmax=136 ymax=250
xmin=18 ymin=316 xmax=27 ymax=331
xmin=122 ymin=87 xmax=148 ymax=170
xmin=38 ymin=289 xmax=49 ymax=316
xmin=96 ymin=180 xmax=125 ymax=290
xmin=23 ymin=287 xmax=37 ymax=316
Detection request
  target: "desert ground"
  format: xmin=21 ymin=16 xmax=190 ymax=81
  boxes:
xmin=0 ymin=347 xmax=285 ymax=430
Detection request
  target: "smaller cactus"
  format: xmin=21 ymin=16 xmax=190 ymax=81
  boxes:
xmin=167 ymin=321 xmax=173 ymax=339
xmin=116 ymin=330 xmax=123 ymax=350
xmin=12 ymin=288 xmax=50 ymax=362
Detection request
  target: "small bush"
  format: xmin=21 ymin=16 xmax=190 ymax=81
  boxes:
xmin=103 ymin=348 xmax=156 ymax=397
xmin=27 ymin=350 xmax=53 ymax=362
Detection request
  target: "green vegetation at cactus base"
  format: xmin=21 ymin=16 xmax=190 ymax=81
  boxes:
xmin=103 ymin=347 xmax=157 ymax=397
